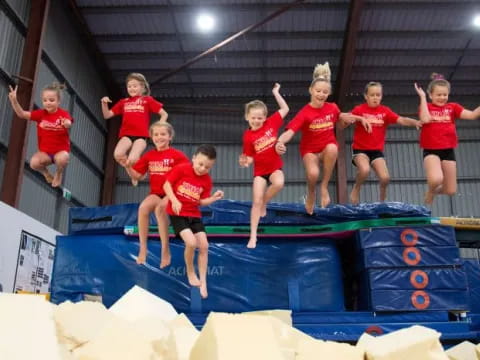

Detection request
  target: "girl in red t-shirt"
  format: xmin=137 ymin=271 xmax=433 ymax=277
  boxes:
xmin=127 ymin=122 xmax=189 ymax=268
xmin=101 ymin=73 xmax=168 ymax=186
xmin=275 ymin=63 xmax=367 ymax=213
xmin=415 ymin=73 xmax=480 ymax=205
xmin=239 ymin=83 xmax=289 ymax=248
xmin=348 ymin=82 xmax=420 ymax=205
xmin=8 ymin=82 xmax=72 ymax=188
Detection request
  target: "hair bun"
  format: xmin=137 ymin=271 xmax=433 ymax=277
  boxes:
xmin=430 ymin=73 xmax=445 ymax=81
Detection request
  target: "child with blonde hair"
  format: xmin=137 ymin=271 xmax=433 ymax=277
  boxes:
xmin=276 ymin=62 xmax=368 ymax=213
xmin=8 ymin=82 xmax=73 ymax=187
xmin=239 ymin=83 xmax=289 ymax=248
xmin=101 ymin=73 xmax=168 ymax=186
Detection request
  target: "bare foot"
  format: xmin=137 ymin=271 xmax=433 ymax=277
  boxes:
xmin=260 ymin=202 xmax=267 ymax=217
xmin=136 ymin=247 xmax=147 ymax=264
xmin=350 ymin=187 xmax=360 ymax=205
xmin=51 ymin=171 xmax=63 ymax=188
xmin=320 ymin=188 xmax=331 ymax=208
xmin=305 ymin=194 xmax=315 ymax=215
xmin=200 ymin=282 xmax=208 ymax=299
xmin=247 ymin=237 xmax=257 ymax=249
xmin=160 ymin=252 xmax=171 ymax=269
xmin=187 ymin=271 xmax=201 ymax=287
xmin=42 ymin=171 xmax=54 ymax=184
xmin=424 ymin=190 xmax=434 ymax=205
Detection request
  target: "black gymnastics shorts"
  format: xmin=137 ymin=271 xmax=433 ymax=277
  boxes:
xmin=170 ymin=215 xmax=206 ymax=237
xmin=122 ymin=135 xmax=148 ymax=143
xmin=352 ymin=150 xmax=384 ymax=166
xmin=423 ymin=148 xmax=456 ymax=161
xmin=255 ymin=169 xmax=283 ymax=184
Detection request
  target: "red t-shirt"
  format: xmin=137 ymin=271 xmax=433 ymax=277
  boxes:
xmin=111 ymin=96 xmax=163 ymax=138
xmin=420 ymin=103 xmax=464 ymax=149
xmin=351 ymin=103 xmax=399 ymax=151
xmin=30 ymin=108 xmax=73 ymax=154
xmin=132 ymin=147 xmax=189 ymax=196
xmin=166 ymin=163 xmax=212 ymax=218
xmin=286 ymin=102 xmax=340 ymax=156
xmin=242 ymin=111 xmax=284 ymax=176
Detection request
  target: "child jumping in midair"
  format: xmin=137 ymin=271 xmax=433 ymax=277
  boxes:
xmin=275 ymin=62 xmax=368 ymax=213
xmin=163 ymin=144 xmax=224 ymax=298
xmin=8 ymin=83 xmax=72 ymax=188
xmin=101 ymin=73 xmax=168 ymax=186
xmin=127 ymin=122 xmax=189 ymax=268
xmin=415 ymin=74 xmax=480 ymax=205
xmin=349 ymin=81 xmax=420 ymax=205
xmin=239 ymin=83 xmax=289 ymax=248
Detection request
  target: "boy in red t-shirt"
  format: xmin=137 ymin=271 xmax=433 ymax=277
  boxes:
xmin=101 ymin=73 xmax=168 ymax=186
xmin=348 ymin=82 xmax=420 ymax=205
xmin=163 ymin=144 xmax=224 ymax=299
xmin=275 ymin=63 xmax=368 ymax=213
xmin=415 ymin=74 xmax=480 ymax=205
xmin=127 ymin=122 xmax=189 ymax=268
xmin=239 ymin=83 xmax=289 ymax=248
xmin=8 ymin=82 xmax=73 ymax=187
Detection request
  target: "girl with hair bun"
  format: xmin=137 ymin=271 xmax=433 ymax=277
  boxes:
xmin=8 ymin=82 xmax=73 ymax=187
xmin=414 ymin=73 xmax=480 ymax=205
xmin=101 ymin=72 xmax=168 ymax=186
xmin=275 ymin=62 xmax=369 ymax=213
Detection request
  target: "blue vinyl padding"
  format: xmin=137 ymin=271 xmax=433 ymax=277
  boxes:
xmin=359 ymin=246 xmax=461 ymax=269
xmin=356 ymin=225 xmax=456 ymax=249
xmin=463 ymin=259 xmax=480 ymax=313
xmin=361 ymin=289 xmax=469 ymax=311
xmin=363 ymin=267 xmax=468 ymax=290
xmin=50 ymin=234 xmax=344 ymax=312
xmin=68 ymin=201 xmax=430 ymax=235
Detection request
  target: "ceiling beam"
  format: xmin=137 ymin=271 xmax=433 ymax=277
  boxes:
xmin=332 ymin=0 xmax=365 ymax=204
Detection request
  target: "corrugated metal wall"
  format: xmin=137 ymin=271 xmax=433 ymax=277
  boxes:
xmin=1 ymin=0 xmax=108 ymax=233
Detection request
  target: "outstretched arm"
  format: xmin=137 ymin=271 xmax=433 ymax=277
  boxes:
xmin=101 ymin=96 xmax=115 ymax=119
xmin=275 ymin=129 xmax=295 ymax=155
xmin=414 ymin=83 xmax=431 ymax=124
xmin=199 ymin=190 xmax=224 ymax=206
xmin=460 ymin=106 xmax=480 ymax=121
xmin=272 ymin=83 xmax=289 ymax=118
xmin=397 ymin=116 xmax=422 ymax=129
xmin=159 ymin=108 xmax=168 ymax=122
xmin=339 ymin=113 xmax=371 ymax=133
xmin=8 ymin=85 xmax=30 ymax=120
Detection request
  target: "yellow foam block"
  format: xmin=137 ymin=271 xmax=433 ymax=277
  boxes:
xmin=446 ymin=341 xmax=479 ymax=360
xmin=297 ymin=337 xmax=364 ymax=360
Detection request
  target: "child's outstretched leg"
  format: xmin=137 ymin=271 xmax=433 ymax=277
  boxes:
xmin=350 ymin=154 xmax=370 ymax=205
xmin=52 ymin=151 xmax=69 ymax=188
xmin=180 ymin=229 xmax=201 ymax=287
xmin=113 ymin=137 xmax=132 ymax=167
xmin=30 ymin=152 xmax=54 ymax=184
xmin=248 ymin=177 xmax=268 ymax=249
xmin=262 ymin=170 xmax=284 ymax=216
xmin=126 ymin=139 xmax=147 ymax=186
xmin=195 ymin=232 xmax=209 ymax=299
xmin=154 ymin=197 xmax=171 ymax=268
xmin=302 ymin=153 xmax=320 ymax=214
xmin=319 ymin=144 xmax=338 ymax=208
xmin=136 ymin=194 xmax=159 ymax=264
xmin=423 ymin=155 xmax=443 ymax=205
xmin=371 ymin=158 xmax=390 ymax=202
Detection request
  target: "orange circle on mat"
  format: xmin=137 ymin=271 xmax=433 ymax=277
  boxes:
xmin=403 ymin=247 xmax=421 ymax=266
xmin=365 ymin=325 xmax=384 ymax=336
xmin=400 ymin=229 xmax=418 ymax=246
xmin=410 ymin=270 xmax=429 ymax=289
xmin=411 ymin=290 xmax=430 ymax=310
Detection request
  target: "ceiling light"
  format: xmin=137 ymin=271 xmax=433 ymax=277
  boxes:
xmin=474 ymin=14 xmax=480 ymax=28
xmin=197 ymin=13 xmax=215 ymax=32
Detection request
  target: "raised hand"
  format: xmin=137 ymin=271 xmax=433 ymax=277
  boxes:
xmin=272 ymin=82 xmax=281 ymax=94
xmin=414 ymin=83 xmax=426 ymax=98
xmin=8 ymin=85 xmax=18 ymax=102
xmin=101 ymin=96 xmax=112 ymax=104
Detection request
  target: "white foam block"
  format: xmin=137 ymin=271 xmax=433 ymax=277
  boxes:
xmin=160 ymin=313 xmax=199 ymax=360
xmin=243 ymin=309 xmax=293 ymax=326
xmin=297 ymin=337 xmax=364 ymax=360
xmin=54 ymin=300 xmax=114 ymax=348
xmin=0 ymin=293 xmax=61 ymax=360
xmin=73 ymin=315 xmax=157 ymax=360
xmin=189 ymin=312 xmax=286 ymax=360
xmin=446 ymin=341 xmax=480 ymax=360
xmin=359 ymin=325 xmax=448 ymax=360
xmin=109 ymin=285 xmax=178 ymax=323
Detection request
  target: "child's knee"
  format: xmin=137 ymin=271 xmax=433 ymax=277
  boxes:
xmin=379 ymin=175 xmax=390 ymax=187
xmin=325 ymin=144 xmax=338 ymax=157
xmin=198 ymin=241 xmax=209 ymax=253
xmin=55 ymin=154 xmax=69 ymax=168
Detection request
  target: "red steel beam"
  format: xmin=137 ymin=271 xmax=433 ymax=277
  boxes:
xmin=0 ymin=0 xmax=50 ymax=207
xmin=333 ymin=0 xmax=365 ymax=204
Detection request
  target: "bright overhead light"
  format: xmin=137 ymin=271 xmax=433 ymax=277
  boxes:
xmin=197 ymin=13 xmax=215 ymax=32
xmin=474 ymin=14 xmax=480 ymax=28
